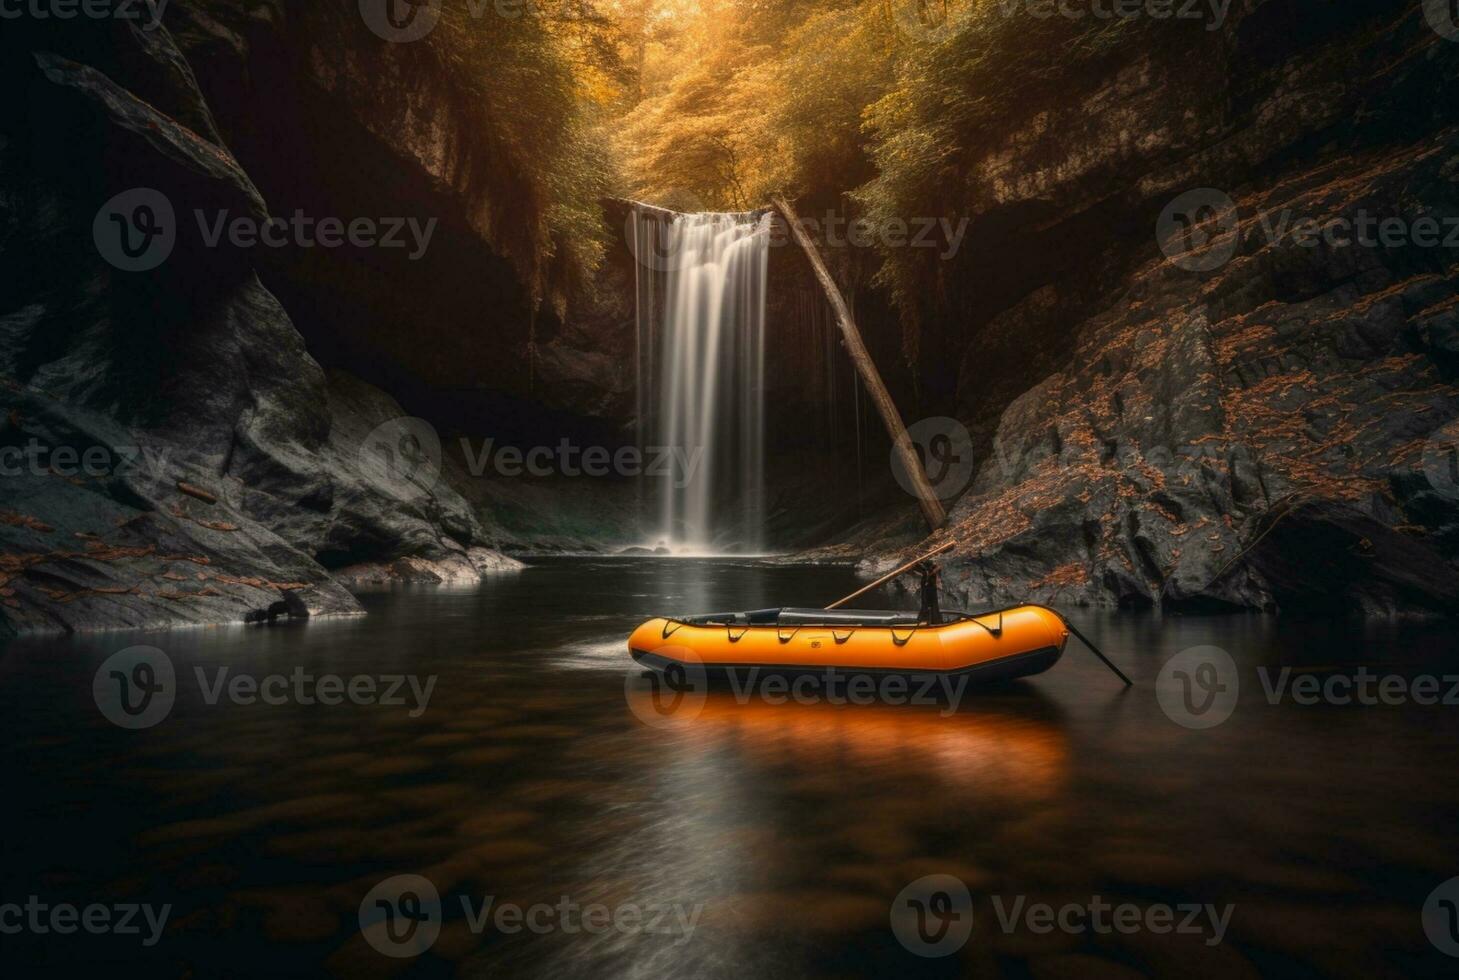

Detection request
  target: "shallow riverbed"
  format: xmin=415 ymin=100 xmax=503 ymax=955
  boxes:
xmin=2 ymin=558 xmax=1457 ymax=977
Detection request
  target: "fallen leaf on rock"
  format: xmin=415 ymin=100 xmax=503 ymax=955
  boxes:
xmin=0 ymin=511 xmax=54 ymax=533
xmin=177 ymin=481 xmax=218 ymax=504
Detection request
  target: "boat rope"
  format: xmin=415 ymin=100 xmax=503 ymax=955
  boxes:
xmin=951 ymin=610 xmax=1003 ymax=638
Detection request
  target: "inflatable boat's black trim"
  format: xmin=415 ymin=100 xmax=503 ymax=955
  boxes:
xmin=777 ymin=607 xmax=922 ymax=627
xmin=629 ymin=644 xmax=1065 ymax=686
xmin=671 ymin=604 xmax=1021 ymax=631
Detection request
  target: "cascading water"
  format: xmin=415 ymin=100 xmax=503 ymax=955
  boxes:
xmin=632 ymin=209 xmax=770 ymax=554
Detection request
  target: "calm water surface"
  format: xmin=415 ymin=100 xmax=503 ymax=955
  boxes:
xmin=3 ymin=558 xmax=1458 ymax=978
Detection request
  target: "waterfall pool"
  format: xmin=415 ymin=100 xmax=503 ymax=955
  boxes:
xmin=3 ymin=558 xmax=1457 ymax=976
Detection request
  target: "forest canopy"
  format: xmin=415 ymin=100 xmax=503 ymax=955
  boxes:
xmin=440 ymin=0 xmax=1159 ymax=309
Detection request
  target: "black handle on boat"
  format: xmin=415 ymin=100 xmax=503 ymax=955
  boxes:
xmin=1055 ymin=613 xmax=1133 ymax=687
xmin=826 ymin=541 xmax=956 ymax=610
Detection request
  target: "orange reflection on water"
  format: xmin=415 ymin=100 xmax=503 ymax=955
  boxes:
xmin=660 ymin=691 xmax=1070 ymax=800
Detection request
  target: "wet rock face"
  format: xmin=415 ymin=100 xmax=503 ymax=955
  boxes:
xmin=896 ymin=2 xmax=1459 ymax=614
xmin=160 ymin=1 xmax=633 ymax=428
xmin=0 ymin=19 xmax=512 ymax=633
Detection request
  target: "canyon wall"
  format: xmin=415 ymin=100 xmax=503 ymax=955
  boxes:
xmin=880 ymin=0 xmax=1459 ymax=614
xmin=0 ymin=7 xmax=537 ymax=634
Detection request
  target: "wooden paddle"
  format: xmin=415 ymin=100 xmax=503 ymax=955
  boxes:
xmin=825 ymin=541 xmax=956 ymax=610
xmin=825 ymin=541 xmax=1134 ymax=686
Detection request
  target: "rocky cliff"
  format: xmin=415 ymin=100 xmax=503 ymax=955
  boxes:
xmin=0 ymin=11 xmax=527 ymax=634
xmin=874 ymin=0 xmax=1459 ymax=615
xmin=6 ymin=0 xmax=1459 ymax=631
xmin=164 ymin=0 xmax=630 ymax=424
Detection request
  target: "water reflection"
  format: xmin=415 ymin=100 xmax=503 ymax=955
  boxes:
xmin=672 ymin=692 xmax=1068 ymax=797
xmin=2 ymin=559 xmax=1458 ymax=978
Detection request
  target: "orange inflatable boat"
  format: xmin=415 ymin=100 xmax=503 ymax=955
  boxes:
xmin=626 ymin=544 xmax=1133 ymax=688
xmin=629 ymin=604 xmax=1072 ymax=684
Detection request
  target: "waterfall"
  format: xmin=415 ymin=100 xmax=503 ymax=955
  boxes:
xmin=633 ymin=209 xmax=770 ymax=554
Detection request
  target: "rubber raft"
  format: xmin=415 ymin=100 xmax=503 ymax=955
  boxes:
xmin=628 ymin=605 xmax=1071 ymax=683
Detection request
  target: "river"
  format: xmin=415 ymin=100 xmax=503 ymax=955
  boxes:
xmin=3 ymin=558 xmax=1457 ymax=977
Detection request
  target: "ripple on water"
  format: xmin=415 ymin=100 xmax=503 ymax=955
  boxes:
xmin=539 ymin=637 xmax=630 ymax=671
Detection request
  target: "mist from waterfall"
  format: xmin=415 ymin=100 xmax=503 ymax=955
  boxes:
xmin=633 ymin=209 xmax=770 ymax=554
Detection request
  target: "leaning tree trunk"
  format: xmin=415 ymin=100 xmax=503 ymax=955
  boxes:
xmin=772 ymin=196 xmax=947 ymax=531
